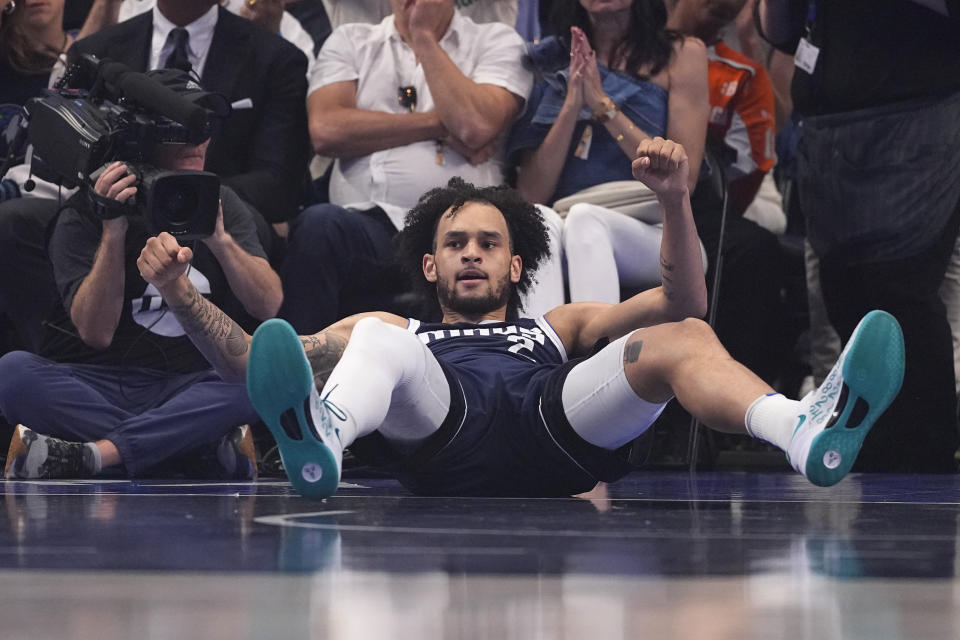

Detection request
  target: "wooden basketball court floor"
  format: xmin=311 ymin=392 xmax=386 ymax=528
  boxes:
xmin=1 ymin=471 xmax=958 ymax=639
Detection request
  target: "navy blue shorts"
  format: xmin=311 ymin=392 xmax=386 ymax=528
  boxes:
xmin=395 ymin=358 xmax=636 ymax=497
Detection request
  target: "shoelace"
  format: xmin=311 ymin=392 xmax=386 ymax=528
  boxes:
xmin=319 ymin=385 xmax=348 ymax=423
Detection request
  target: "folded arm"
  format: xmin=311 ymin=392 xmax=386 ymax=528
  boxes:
xmin=308 ymin=80 xmax=446 ymax=158
xmin=413 ymin=34 xmax=523 ymax=151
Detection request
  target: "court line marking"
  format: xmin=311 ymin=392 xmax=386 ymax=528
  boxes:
xmin=3 ymin=486 xmax=958 ymax=505
xmin=252 ymin=511 xmax=960 ymax=540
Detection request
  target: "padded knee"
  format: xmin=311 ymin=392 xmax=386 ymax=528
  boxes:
xmin=289 ymin=204 xmax=356 ymax=249
xmin=0 ymin=351 xmax=45 ymax=410
xmin=347 ymin=317 xmax=421 ymax=375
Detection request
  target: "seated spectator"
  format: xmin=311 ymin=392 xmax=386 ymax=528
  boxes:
xmin=112 ymin=0 xmax=318 ymax=78
xmin=507 ymin=0 xmax=709 ymax=300
xmin=0 ymin=72 xmax=282 ymax=479
xmin=321 ymin=0 xmax=521 ymax=30
xmin=0 ymin=0 xmax=74 ymax=163
xmin=0 ymin=0 xmax=77 ymax=354
xmin=278 ymin=0 xmax=563 ymax=334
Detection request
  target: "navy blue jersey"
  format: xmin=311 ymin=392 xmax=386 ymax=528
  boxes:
xmin=408 ymin=316 xmax=567 ymax=376
xmin=398 ymin=316 xmax=633 ymax=497
xmin=408 ymin=316 xmax=568 ymax=421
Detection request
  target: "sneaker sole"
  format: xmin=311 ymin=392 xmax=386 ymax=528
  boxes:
xmin=247 ymin=319 xmax=340 ymax=499
xmin=805 ymin=310 xmax=905 ymax=487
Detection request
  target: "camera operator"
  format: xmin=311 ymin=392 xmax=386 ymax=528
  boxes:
xmin=0 ymin=128 xmax=282 ymax=480
xmin=0 ymin=0 xmax=307 ymax=358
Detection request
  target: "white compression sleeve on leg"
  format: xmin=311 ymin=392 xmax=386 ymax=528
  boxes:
xmin=561 ymin=332 xmax=670 ymax=450
xmin=319 ymin=317 xmax=450 ymax=451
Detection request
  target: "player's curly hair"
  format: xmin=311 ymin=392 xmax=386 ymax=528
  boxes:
xmin=394 ymin=177 xmax=550 ymax=319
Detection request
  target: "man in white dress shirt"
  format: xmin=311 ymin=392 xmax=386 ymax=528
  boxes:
xmin=278 ymin=0 xmax=536 ymax=334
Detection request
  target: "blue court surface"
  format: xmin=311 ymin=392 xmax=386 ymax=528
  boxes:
xmin=1 ymin=471 xmax=959 ymax=639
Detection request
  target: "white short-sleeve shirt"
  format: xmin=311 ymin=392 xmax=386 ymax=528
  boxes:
xmin=309 ymin=12 xmax=533 ymax=228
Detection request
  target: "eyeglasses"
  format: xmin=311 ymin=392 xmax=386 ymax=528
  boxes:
xmin=2 ymin=1 xmax=16 ymax=16
xmin=398 ymin=86 xmax=417 ymax=112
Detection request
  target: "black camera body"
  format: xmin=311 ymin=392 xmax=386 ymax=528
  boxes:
xmin=15 ymin=56 xmax=223 ymax=239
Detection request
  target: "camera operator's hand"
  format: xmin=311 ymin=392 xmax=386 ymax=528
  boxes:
xmin=94 ymin=162 xmax=138 ymax=235
xmin=95 ymin=161 xmax=138 ymax=204
xmin=137 ymin=233 xmax=193 ymax=291
xmin=201 ymin=201 xmax=231 ymax=251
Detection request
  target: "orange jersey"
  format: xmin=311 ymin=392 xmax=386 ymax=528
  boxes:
xmin=707 ymin=41 xmax=776 ymax=180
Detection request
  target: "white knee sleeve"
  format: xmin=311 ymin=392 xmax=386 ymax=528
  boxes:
xmin=561 ymin=332 xmax=670 ymax=450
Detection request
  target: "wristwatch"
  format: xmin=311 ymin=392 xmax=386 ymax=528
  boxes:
xmin=592 ymin=96 xmax=618 ymax=123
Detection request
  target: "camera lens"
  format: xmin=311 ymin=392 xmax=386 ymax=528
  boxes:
xmin=142 ymin=170 xmax=219 ymax=239
xmin=157 ymin=184 xmax=199 ymax=229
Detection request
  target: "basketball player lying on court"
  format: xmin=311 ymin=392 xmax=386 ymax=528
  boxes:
xmin=137 ymin=137 xmax=905 ymax=499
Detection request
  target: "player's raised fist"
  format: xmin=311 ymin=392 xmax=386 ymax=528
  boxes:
xmin=631 ymin=137 xmax=689 ymax=201
xmin=137 ymin=233 xmax=194 ymax=289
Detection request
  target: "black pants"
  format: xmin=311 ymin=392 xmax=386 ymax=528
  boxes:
xmin=698 ymin=215 xmax=787 ymax=385
xmin=820 ymin=204 xmax=960 ymax=473
xmin=277 ymin=204 xmax=413 ymax=334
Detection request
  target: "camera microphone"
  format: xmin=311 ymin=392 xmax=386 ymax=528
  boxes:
xmin=99 ymin=61 xmax=209 ymax=134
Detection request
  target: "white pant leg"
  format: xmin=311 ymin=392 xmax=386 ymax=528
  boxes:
xmin=938 ymin=232 xmax=960 ymax=394
xmin=521 ymin=205 xmax=566 ymax=316
xmin=564 ymin=203 xmax=665 ymax=303
xmin=561 ymin=332 xmax=670 ymax=450
xmin=320 ymin=317 xmax=451 ymax=452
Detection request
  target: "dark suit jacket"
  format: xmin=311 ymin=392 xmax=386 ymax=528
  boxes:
xmin=69 ymin=7 xmax=310 ymax=224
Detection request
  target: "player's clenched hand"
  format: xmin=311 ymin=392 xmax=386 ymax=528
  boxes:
xmin=137 ymin=232 xmax=193 ymax=289
xmin=631 ymin=137 xmax=689 ymax=201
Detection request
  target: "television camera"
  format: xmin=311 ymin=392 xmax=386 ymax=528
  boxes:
xmin=1 ymin=54 xmax=230 ymax=239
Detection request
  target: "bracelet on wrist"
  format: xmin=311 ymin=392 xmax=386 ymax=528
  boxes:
xmin=615 ymin=121 xmax=636 ymax=143
xmin=591 ymin=96 xmax=618 ymax=123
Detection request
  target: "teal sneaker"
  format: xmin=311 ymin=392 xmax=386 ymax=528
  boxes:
xmin=247 ymin=319 xmax=343 ymax=499
xmin=787 ymin=310 xmax=905 ymax=487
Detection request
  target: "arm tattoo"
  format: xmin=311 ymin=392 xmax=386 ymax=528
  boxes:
xmin=623 ymin=340 xmax=644 ymax=364
xmin=301 ymin=332 xmax=348 ymax=390
xmin=660 ymin=257 xmax=676 ymax=301
xmin=169 ymin=285 xmax=249 ymax=377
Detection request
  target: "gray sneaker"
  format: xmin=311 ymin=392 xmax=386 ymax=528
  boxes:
xmin=5 ymin=425 xmax=96 ymax=479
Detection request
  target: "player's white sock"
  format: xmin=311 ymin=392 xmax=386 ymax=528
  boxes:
xmin=85 ymin=442 xmax=102 ymax=475
xmin=745 ymin=392 xmax=801 ymax=452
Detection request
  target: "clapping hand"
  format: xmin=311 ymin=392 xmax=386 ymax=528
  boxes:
xmin=570 ymin=26 xmax=607 ymax=113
